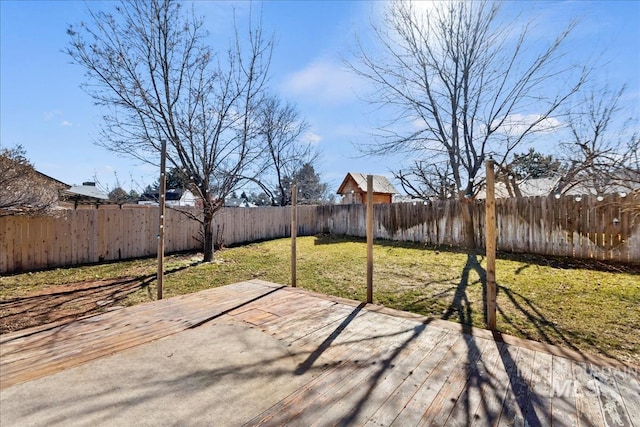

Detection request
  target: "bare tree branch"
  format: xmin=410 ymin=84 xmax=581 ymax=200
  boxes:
xmin=0 ymin=145 xmax=59 ymax=216
xmin=66 ymin=0 xmax=272 ymax=261
xmin=254 ymin=94 xmax=315 ymax=205
xmin=348 ymin=0 xmax=587 ymax=247
xmin=557 ymin=85 xmax=640 ymax=196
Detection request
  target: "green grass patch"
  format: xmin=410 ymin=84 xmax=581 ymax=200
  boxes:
xmin=1 ymin=234 xmax=638 ymax=365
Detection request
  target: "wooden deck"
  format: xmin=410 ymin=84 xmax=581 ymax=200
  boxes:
xmin=1 ymin=279 xmax=638 ymax=426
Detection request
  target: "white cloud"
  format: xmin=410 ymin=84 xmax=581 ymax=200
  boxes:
xmin=282 ymin=59 xmax=366 ymax=106
xmin=96 ymin=165 xmax=116 ymax=174
xmin=302 ymin=132 xmax=323 ymax=145
xmin=408 ymin=1 xmax=447 ymax=20
xmin=493 ymin=114 xmax=563 ymax=137
xmin=411 ymin=117 xmax=427 ymax=130
xmin=43 ymin=110 xmax=63 ymax=121
xmin=44 ymin=110 xmax=74 ymax=126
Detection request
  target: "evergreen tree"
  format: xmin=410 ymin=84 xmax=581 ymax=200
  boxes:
xmin=290 ymin=163 xmax=327 ymax=205
xmin=510 ymin=148 xmax=561 ymax=179
xmin=108 ymin=187 xmax=129 ymax=204
xmin=128 ymin=189 xmax=140 ymax=203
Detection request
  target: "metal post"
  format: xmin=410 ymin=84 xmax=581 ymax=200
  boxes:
xmin=291 ymin=181 xmax=297 ymax=288
xmin=366 ymin=174 xmax=374 ymax=303
xmin=157 ymin=139 xmax=166 ymax=300
xmin=485 ymin=160 xmax=497 ymax=330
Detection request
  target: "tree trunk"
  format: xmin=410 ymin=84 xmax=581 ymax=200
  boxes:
xmin=460 ymin=199 xmax=476 ymax=249
xmin=202 ymin=206 xmax=215 ymax=262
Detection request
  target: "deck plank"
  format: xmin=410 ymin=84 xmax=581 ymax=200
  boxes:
xmin=389 ymin=333 xmax=472 ymax=426
xmin=469 ymin=343 xmax=520 ymax=426
xmin=1 ymin=279 xmax=638 ymax=427
xmin=328 ymin=325 xmax=450 ymax=427
xmin=594 ymin=365 xmax=634 ymax=427
xmin=296 ymin=319 xmax=417 ymax=426
xmin=243 ymin=311 xmax=398 ymax=426
xmin=526 ymin=351 xmax=553 ymax=426
xmin=615 ymin=372 xmax=640 ymax=426
xmin=364 ymin=332 xmax=461 ymax=427
xmin=551 ymin=355 xmax=578 ymax=427
xmin=497 ymin=345 xmax=535 ymax=426
xmin=418 ymin=335 xmax=494 ymax=426
xmin=573 ymin=361 xmax=607 ymax=427
xmin=443 ymin=339 xmax=505 ymax=427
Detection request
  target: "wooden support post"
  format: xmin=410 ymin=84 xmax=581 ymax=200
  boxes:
xmin=291 ymin=182 xmax=297 ymax=287
xmin=157 ymin=139 xmax=167 ymax=300
xmin=485 ymin=159 xmax=497 ymax=330
xmin=366 ymin=174 xmax=374 ymax=304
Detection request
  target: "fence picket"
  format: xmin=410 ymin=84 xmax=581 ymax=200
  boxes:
xmin=1 ymin=194 xmax=638 ymax=273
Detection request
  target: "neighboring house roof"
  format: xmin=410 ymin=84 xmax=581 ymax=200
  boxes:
xmin=560 ymin=174 xmax=640 ymax=196
xmin=476 ymin=176 xmax=561 ymax=199
xmin=139 ymin=189 xmax=196 ymax=206
xmin=141 ymin=189 xmax=184 ymax=202
xmin=337 ymin=172 xmax=398 ymax=195
xmin=224 ymin=197 xmax=256 ymax=208
xmin=62 ymin=182 xmax=109 ymax=201
xmin=477 ymin=173 xmax=639 ymax=199
xmin=35 ymin=171 xmax=70 ymax=189
xmin=518 ymin=176 xmax=561 ymax=197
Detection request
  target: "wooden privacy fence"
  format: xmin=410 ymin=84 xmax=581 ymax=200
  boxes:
xmin=355 ymin=194 xmax=638 ymax=263
xmin=493 ymin=194 xmax=639 ymax=261
xmin=0 ymin=205 xmax=201 ymax=273
xmin=1 ymin=193 xmax=638 ymax=273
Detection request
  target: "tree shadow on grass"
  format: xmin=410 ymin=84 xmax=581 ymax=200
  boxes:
xmin=435 ymin=250 xmax=631 ymax=424
xmin=441 ymin=253 xmax=487 ymax=328
xmin=312 ymin=233 xmax=640 ymax=274
xmin=495 ymin=285 xmax=623 ymax=362
xmin=0 ymin=262 xmax=199 ymax=334
xmin=439 ymin=252 xmax=549 ymax=425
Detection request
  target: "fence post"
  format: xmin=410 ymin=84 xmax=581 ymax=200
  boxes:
xmin=485 ymin=159 xmax=497 ymax=330
xmin=366 ymin=175 xmax=374 ymax=303
xmin=157 ymin=139 xmax=166 ymax=300
xmin=291 ymin=181 xmax=297 ymax=288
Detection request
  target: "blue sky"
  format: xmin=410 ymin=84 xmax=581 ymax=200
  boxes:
xmin=1 ymin=1 xmax=639 ymax=194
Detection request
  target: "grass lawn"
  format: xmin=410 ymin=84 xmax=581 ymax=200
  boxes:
xmin=1 ymin=234 xmax=639 ymax=365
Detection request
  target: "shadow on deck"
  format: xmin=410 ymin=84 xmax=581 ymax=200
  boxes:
xmin=1 ymin=280 xmax=638 ymax=426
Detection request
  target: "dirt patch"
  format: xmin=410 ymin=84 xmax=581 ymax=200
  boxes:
xmin=0 ymin=276 xmax=153 ymax=334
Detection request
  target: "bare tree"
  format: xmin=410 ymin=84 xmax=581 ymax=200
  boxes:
xmin=0 ymin=145 xmax=59 ymax=216
xmin=66 ymin=0 xmax=272 ymax=261
xmin=249 ymin=95 xmax=315 ymax=206
xmin=349 ymin=0 xmax=587 ymax=247
xmin=393 ymin=161 xmax=457 ymax=201
xmin=556 ymin=85 xmax=640 ymax=196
